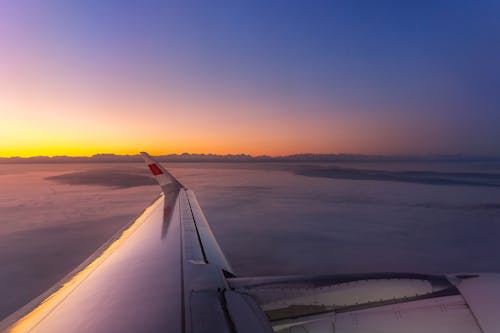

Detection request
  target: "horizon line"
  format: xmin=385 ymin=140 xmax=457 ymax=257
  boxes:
xmin=1 ymin=152 xmax=500 ymax=160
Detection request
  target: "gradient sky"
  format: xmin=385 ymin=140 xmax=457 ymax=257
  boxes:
xmin=1 ymin=1 xmax=499 ymax=157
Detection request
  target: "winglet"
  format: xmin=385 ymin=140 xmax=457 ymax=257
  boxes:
xmin=140 ymin=152 xmax=183 ymax=193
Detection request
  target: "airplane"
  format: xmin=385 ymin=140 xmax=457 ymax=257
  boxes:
xmin=1 ymin=152 xmax=499 ymax=332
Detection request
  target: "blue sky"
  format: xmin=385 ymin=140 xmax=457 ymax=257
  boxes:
xmin=1 ymin=0 xmax=499 ymax=156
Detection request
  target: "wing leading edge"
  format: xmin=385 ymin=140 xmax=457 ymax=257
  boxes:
xmin=1 ymin=194 xmax=184 ymax=333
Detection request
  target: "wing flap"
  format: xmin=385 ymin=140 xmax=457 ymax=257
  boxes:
xmin=186 ymin=190 xmax=234 ymax=275
xmin=273 ymin=295 xmax=482 ymax=333
xmin=451 ymin=274 xmax=500 ymax=333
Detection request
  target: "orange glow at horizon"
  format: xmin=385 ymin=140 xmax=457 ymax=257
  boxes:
xmin=0 ymin=89 xmax=438 ymax=158
xmin=0 ymin=38 xmax=448 ymax=159
xmin=0 ymin=70 xmax=400 ymax=158
xmin=0 ymin=88 xmax=443 ymax=158
xmin=1 ymin=2 xmax=499 ymax=160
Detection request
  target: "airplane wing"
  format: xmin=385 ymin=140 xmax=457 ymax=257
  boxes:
xmin=1 ymin=153 xmax=499 ymax=333
xmin=0 ymin=153 xmax=272 ymax=333
xmin=229 ymin=273 xmax=500 ymax=332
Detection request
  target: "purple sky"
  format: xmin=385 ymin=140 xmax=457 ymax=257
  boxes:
xmin=1 ymin=1 xmax=499 ymax=156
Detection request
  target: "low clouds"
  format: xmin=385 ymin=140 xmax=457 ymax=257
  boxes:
xmin=294 ymin=166 xmax=500 ymax=187
xmin=46 ymin=169 xmax=156 ymax=188
xmin=1 ymin=162 xmax=499 ymax=321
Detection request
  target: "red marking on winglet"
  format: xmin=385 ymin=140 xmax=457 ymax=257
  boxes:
xmin=148 ymin=163 xmax=163 ymax=176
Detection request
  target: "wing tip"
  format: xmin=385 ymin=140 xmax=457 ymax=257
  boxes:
xmin=139 ymin=151 xmax=151 ymax=160
xmin=139 ymin=151 xmax=183 ymax=191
